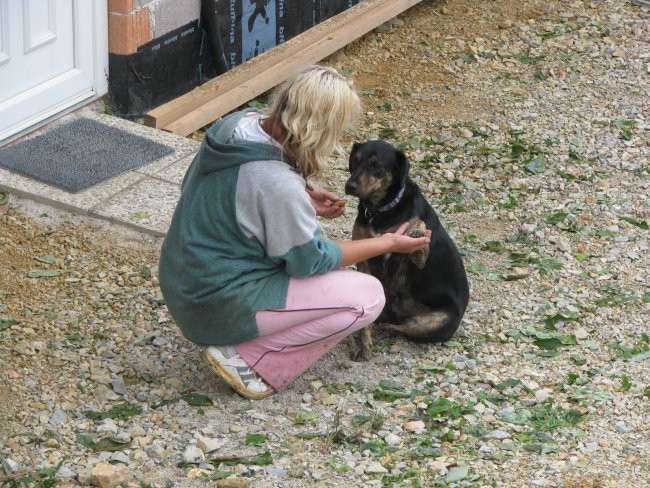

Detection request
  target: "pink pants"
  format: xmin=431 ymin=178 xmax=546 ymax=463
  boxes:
xmin=235 ymin=269 xmax=385 ymax=391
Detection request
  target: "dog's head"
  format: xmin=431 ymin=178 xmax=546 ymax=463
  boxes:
xmin=345 ymin=140 xmax=410 ymax=207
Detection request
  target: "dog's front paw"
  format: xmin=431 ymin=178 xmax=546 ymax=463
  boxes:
xmin=407 ymin=219 xmax=429 ymax=269
xmin=407 ymin=219 xmax=427 ymax=238
xmin=407 ymin=229 xmax=426 ymax=238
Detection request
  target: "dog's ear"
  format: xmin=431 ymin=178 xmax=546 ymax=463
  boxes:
xmin=348 ymin=142 xmax=364 ymax=172
xmin=395 ymin=148 xmax=410 ymax=186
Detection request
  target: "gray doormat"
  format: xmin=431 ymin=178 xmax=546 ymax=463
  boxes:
xmin=0 ymin=118 xmax=175 ymax=193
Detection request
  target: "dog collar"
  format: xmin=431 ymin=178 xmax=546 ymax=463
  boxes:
xmin=364 ymin=185 xmax=406 ymax=218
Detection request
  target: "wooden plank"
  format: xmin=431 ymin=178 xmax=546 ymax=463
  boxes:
xmin=144 ymin=1 xmax=376 ymax=130
xmin=145 ymin=0 xmax=422 ymax=135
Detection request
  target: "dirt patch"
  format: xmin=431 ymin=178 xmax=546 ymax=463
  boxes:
xmin=346 ymin=0 xmax=546 ymax=124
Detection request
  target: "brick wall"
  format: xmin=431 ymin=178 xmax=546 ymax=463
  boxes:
xmin=108 ymin=0 xmax=200 ymax=55
xmin=107 ymin=0 xmax=153 ymax=55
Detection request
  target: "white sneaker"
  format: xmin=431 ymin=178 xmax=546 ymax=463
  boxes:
xmin=203 ymin=346 xmax=275 ymax=399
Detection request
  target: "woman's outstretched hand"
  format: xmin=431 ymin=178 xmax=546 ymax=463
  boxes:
xmin=306 ymin=185 xmax=346 ymax=219
xmin=381 ymin=222 xmax=431 ymax=254
xmin=337 ymin=222 xmax=431 ymax=267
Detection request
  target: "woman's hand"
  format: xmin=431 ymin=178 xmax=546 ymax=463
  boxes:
xmin=381 ymin=222 xmax=431 ymax=254
xmin=337 ymin=222 xmax=431 ymax=267
xmin=306 ymin=185 xmax=346 ymax=219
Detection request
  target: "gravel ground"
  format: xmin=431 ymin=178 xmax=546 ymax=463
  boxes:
xmin=1 ymin=0 xmax=649 ymax=487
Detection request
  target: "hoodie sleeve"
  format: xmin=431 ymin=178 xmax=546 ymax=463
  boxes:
xmin=236 ymin=160 xmax=342 ymax=277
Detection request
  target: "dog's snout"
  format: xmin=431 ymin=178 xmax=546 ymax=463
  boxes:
xmin=344 ymin=179 xmax=358 ymax=196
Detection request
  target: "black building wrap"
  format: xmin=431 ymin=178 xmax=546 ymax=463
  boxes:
xmin=108 ymin=1 xmax=359 ymax=119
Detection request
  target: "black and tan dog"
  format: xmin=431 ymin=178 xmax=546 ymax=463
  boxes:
xmin=345 ymin=139 xmax=470 ymax=361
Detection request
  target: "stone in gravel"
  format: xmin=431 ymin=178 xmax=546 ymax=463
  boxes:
xmin=90 ymin=462 xmax=131 ymax=488
xmin=326 ymin=50 xmax=347 ymax=62
xmin=484 ymin=429 xmax=511 ymax=439
xmin=404 ymin=420 xmax=426 ymax=432
xmin=109 ymin=452 xmax=129 ymax=464
xmin=110 ymin=377 xmax=126 ymax=395
xmin=556 ymin=236 xmax=572 ymax=252
xmin=44 ymin=438 xmax=60 ymax=448
xmin=575 ymin=328 xmax=589 ymax=340
xmin=496 ymin=406 xmax=515 ymax=418
xmin=196 ymin=435 xmax=223 ymax=453
xmin=187 ymin=468 xmax=212 ymax=479
xmin=2 ymin=458 xmax=20 ymax=473
xmin=152 ymin=336 xmax=168 ymax=346
xmin=183 ymin=445 xmax=205 ymax=463
xmin=94 ymin=385 xmax=119 ymax=402
xmin=97 ymin=419 xmax=118 ymax=434
xmin=49 ymin=407 xmax=68 ymax=426
xmin=129 ymin=425 xmax=146 ymax=438
xmin=375 ymin=22 xmax=391 ymax=34
xmin=315 ymin=392 xmax=338 ymax=405
xmin=91 ymin=372 xmax=112 ymax=385
xmin=308 ymin=380 xmax=323 ymax=391
xmin=364 ymin=461 xmax=388 ymax=474
xmin=458 ymin=127 xmax=474 ymax=138
xmin=216 ymin=479 xmax=249 ymax=488
xmin=385 ymin=433 xmax=401 ymax=445
xmin=535 ymin=389 xmax=553 ymax=403
xmin=266 ymin=466 xmax=288 ymax=477
xmin=614 ymin=421 xmax=631 ymax=433
xmin=14 ymin=342 xmax=36 ymax=355
xmin=56 ymin=465 xmax=77 ymax=479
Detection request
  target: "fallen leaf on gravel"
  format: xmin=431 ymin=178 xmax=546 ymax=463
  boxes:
xmin=27 ymin=269 xmax=66 ymax=278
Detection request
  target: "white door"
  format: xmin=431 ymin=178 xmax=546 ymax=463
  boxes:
xmin=0 ymin=0 xmax=107 ymax=144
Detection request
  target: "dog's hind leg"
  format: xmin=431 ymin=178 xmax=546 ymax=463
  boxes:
xmin=384 ymin=309 xmax=460 ymax=343
xmin=351 ymin=326 xmax=374 ymax=362
xmin=349 ymin=258 xmax=377 ymax=361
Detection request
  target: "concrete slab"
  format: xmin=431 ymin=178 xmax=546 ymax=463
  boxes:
xmin=91 ymin=177 xmax=181 ymax=236
xmin=0 ymin=108 xmax=200 ymax=236
xmin=153 ymin=153 xmax=195 ymax=185
xmin=0 ymin=165 xmax=146 ymax=214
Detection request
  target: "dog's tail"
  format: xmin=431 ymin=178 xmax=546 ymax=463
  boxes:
xmin=384 ymin=309 xmax=461 ymax=343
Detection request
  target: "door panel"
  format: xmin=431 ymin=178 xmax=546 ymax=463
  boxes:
xmin=0 ymin=0 xmax=107 ymax=144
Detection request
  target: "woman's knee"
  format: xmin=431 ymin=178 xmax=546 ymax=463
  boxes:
xmin=351 ymin=272 xmax=385 ymax=324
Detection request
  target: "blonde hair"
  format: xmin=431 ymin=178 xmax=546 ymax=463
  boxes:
xmin=265 ymin=65 xmax=362 ymax=179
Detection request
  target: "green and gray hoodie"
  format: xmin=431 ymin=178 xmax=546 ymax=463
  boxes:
xmin=159 ymin=109 xmax=343 ymax=345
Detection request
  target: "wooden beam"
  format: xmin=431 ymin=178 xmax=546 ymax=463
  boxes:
xmin=144 ymin=0 xmax=422 ymax=136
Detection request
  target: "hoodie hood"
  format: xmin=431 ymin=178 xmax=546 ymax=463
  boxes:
xmin=198 ymin=109 xmax=292 ymax=175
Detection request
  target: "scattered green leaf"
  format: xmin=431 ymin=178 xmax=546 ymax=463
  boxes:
xmin=182 ymin=393 xmax=213 ymax=407
xmin=33 ymin=255 xmax=56 ymax=264
xmin=212 ymin=451 xmax=272 ymax=466
xmin=0 ymin=319 xmax=20 ymax=330
xmin=245 ymin=433 xmax=268 ymax=445
xmin=27 ymin=269 xmax=66 ymax=278
xmin=445 ymin=465 xmax=469 ymax=483
xmin=84 ymin=402 xmax=142 ymax=421
xmin=295 ymin=409 xmax=319 ymax=425
xmin=90 ymin=437 xmax=131 ymax=452
xmin=619 ymin=216 xmax=648 ymax=229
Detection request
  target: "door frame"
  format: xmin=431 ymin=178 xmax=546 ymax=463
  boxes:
xmin=0 ymin=0 xmax=108 ymax=145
